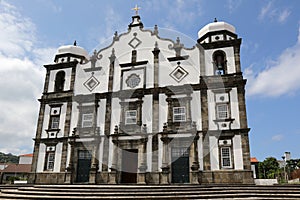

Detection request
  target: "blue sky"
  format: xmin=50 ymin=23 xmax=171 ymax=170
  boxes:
xmin=0 ymin=0 xmax=300 ymax=161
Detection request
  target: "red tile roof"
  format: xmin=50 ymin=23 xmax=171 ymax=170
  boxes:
xmin=19 ymin=153 xmax=33 ymax=157
xmin=1 ymin=164 xmax=31 ymax=173
xmin=251 ymin=157 xmax=259 ymax=163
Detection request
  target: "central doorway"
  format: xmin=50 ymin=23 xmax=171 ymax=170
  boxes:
xmin=121 ymin=149 xmax=138 ymax=183
xmin=76 ymin=150 xmax=92 ymax=183
xmin=171 ymin=147 xmax=190 ymax=183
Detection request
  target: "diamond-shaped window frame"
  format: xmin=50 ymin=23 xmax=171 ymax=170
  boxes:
xmin=128 ymin=37 xmax=142 ymax=49
xmin=84 ymin=75 xmax=100 ymax=92
xmin=170 ymin=66 xmax=188 ymax=83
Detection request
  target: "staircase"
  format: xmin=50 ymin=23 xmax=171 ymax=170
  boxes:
xmin=1 ymin=184 xmax=300 ymax=199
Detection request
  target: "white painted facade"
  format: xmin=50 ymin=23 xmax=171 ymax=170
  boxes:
xmin=31 ymin=15 xmax=252 ymax=185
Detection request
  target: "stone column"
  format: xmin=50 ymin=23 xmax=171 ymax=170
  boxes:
xmin=151 ymin=44 xmax=160 ymax=181
xmin=191 ymin=134 xmax=200 ymax=184
xmin=160 ymin=132 xmax=170 ymax=184
xmin=109 ymin=127 xmax=119 ymax=184
xmin=185 ymin=94 xmax=193 ymax=130
xmin=136 ymin=98 xmax=143 ymax=126
xmin=30 ymin=102 xmax=46 ymax=183
xmin=89 ymin=139 xmax=100 ymax=184
xmin=152 ymin=42 xmax=160 ymax=88
xmin=233 ymin=41 xmax=242 ymax=73
xmin=60 ymin=101 xmax=73 ymax=173
xmin=166 ymin=97 xmax=173 ymax=131
xmin=102 ymin=49 xmax=115 ymax=175
xmin=65 ymin=130 xmax=76 ymax=184
xmin=137 ymin=138 xmax=148 ymax=184
xmin=119 ymin=100 xmax=125 ymax=134
xmin=200 ymin=76 xmax=210 ymax=171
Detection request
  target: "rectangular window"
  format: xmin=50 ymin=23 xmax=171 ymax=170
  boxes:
xmin=173 ymin=107 xmax=186 ymax=122
xmin=216 ymin=104 xmax=229 ymax=119
xmin=78 ymin=150 xmax=92 ymax=159
xmin=221 ymin=147 xmax=232 ymax=168
xmin=50 ymin=116 xmax=60 ymax=129
xmin=125 ymin=110 xmax=137 ymax=125
xmin=82 ymin=113 xmax=93 ymax=128
xmin=46 ymin=152 xmax=55 ymax=170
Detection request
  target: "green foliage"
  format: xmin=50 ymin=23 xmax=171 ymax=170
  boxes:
xmin=8 ymin=176 xmax=20 ymax=184
xmin=0 ymin=152 xmax=19 ymax=164
xmin=286 ymin=159 xmax=300 ymax=171
xmin=258 ymin=157 xmax=280 ymax=179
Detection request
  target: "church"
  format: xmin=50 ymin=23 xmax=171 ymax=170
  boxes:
xmin=29 ymin=9 xmax=254 ymax=184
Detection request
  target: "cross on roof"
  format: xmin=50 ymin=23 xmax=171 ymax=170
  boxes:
xmin=132 ymin=4 xmax=141 ymax=16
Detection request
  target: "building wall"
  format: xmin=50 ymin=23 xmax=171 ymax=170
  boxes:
xmin=30 ymin=16 xmax=253 ymax=185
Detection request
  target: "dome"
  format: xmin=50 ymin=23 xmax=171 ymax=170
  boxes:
xmin=198 ymin=21 xmax=236 ymax=39
xmin=55 ymin=45 xmax=89 ymax=59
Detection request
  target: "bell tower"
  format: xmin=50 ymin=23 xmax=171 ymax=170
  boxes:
xmin=197 ymin=19 xmax=252 ymax=183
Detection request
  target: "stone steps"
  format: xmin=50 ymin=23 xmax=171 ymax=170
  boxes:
xmin=0 ymin=185 xmax=300 ymax=199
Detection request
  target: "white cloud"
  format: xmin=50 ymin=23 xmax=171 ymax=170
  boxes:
xmin=145 ymin=0 xmax=203 ymax=28
xmin=0 ymin=1 xmax=56 ymax=155
xmin=0 ymin=2 xmax=35 ymax=57
xmin=278 ymin=9 xmax=291 ymax=23
xmin=246 ymin=26 xmax=300 ymax=97
xmin=272 ymin=134 xmax=284 ymax=142
xmin=259 ymin=2 xmax=273 ymax=20
xmin=226 ymin=0 xmax=243 ymax=13
xmin=258 ymin=2 xmax=291 ymax=23
xmin=36 ymin=0 xmax=62 ymax=13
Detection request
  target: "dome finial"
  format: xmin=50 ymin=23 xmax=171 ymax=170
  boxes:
xmin=214 ymin=18 xmax=218 ymax=22
xmin=73 ymin=40 xmax=77 ymax=46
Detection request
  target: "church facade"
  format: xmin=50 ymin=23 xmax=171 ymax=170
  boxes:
xmin=29 ymin=14 xmax=254 ymax=184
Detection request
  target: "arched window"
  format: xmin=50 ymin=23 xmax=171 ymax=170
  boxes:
xmin=213 ymin=51 xmax=227 ymax=75
xmin=54 ymin=71 xmax=65 ymax=92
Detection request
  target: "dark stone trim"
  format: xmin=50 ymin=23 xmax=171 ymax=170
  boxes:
xmin=31 ymin=102 xmax=46 ymax=176
xmin=200 ymin=38 xmax=242 ymax=50
xmin=43 ymin=69 xmax=51 ymax=94
xmin=211 ymin=88 xmax=232 ymax=94
xmin=43 ymin=90 xmax=73 ymax=95
xmin=45 ymin=128 xmax=61 ymax=132
xmin=206 ymin=128 xmax=250 ymax=137
xmin=197 ymin=30 xmax=237 ymax=44
xmin=119 ymin=60 xmax=148 ymax=68
xmin=84 ymin=67 xmax=102 ymax=72
xmin=44 ymin=61 xmax=78 ymax=70
xmin=39 ymin=96 xmax=73 ymax=104
xmin=48 ymin=103 xmax=63 ymax=108
xmin=34 ymin=137 xmax=69 ymax=144
xmin=74 ymin=94 xmax=102 ymax=103
xmin=213 ymin=118 xmax=235 ymax=123
xmin=54 ymin=53 xmax=86 ymax=64
xmin=128 ymin=15 xmax=144 ymax=29
xmin=61 ymin=76 xmax=246 ymax=102
xmin=167 ymin=55 xmax=189 ymax=62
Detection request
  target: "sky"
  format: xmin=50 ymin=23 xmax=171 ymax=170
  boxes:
xmin=0 ymin=0 xmax=300 ymax=161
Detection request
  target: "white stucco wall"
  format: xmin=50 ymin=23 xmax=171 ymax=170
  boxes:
xmin=233 ymin=135 xmax=243 ymax=170
xmin=209 ymin=136 xmax=219 ymax=170
xmin=36 ymin=143 xmax=46 ymax=172
xmin=158 ymin=94 xmax=168 ymax=132
xmin=230 ymin=88 xmax=240 ymax=129
xmin=191 ymin=91 xmax=202 ymax=130
xmin=142 ymin=95 xmax=152 ymax=132
xmin=54 ymin=142 xmax=63 ymax=172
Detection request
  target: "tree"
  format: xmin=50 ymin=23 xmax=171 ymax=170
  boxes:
xmin=0 ymin=152 xmax=19 ymax=164
xmin=258 ymin=157 xmax=280 ymax=179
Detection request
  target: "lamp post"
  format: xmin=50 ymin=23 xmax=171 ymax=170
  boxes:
xmin=282 ymin=156 xmax=286 ymax=183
